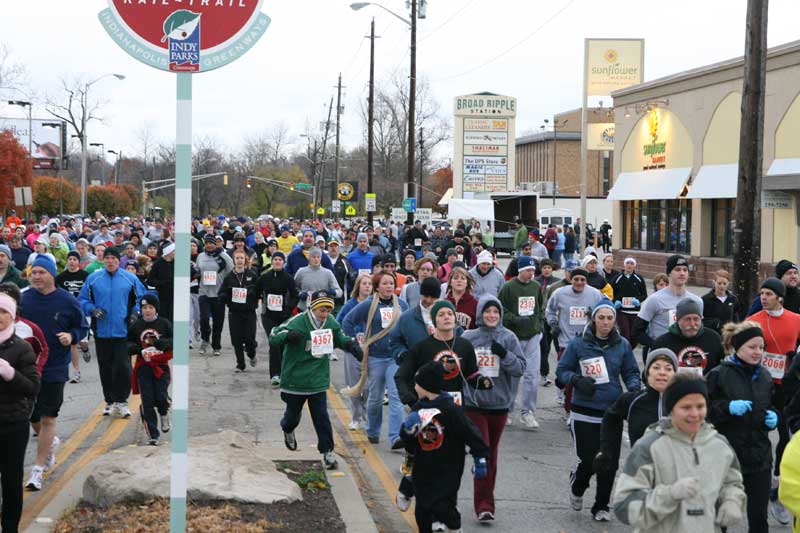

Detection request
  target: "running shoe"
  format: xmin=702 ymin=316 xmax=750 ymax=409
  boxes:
xmin=213 ymin=350 xmax=221 ymax=357
xmin=26 ymin=465 xmax=44 ymax=491
xmin=80 ymin=341 xmax=91 ymax=362
xmin=69 ymin=371 xmax=81 ymax=384
xmin=44 ymin=436 xmax=60 ymax=471
xmin=477 ymin=511 xmax=495 ymax=521
xmin=348 ymin=420 xmax=361 ymax=431
xmin=118 ymin=403 xmax=132 ymax=418
xmin=284 ymin=430 xmax=297 ymax=451
xmin=160 ymin=413 xmax=171 ymax=433
xmin=323 ymin=451 xmax=338 ymax=470
xmin=593 ymin=510 xmax=611 ymax=522
xmin=199 ymin=342 xmax=208 ymax=355
xmin=103 ymin=403 xmax=114 ymax=416
xmin=148 ymin=438 xmax=159 ymax=446
xmin=396 ymin=492 xmax=411 ymax=512
xmin=391 ymin=438 xmax=405 ymax=450
xmin=770 ymin=499 xmax=792 ymax=525
xmin=540 ymin=376 xmax=553 ymax=387
xmin=249 ymin=355 xmax=257 ymax=367
xmin=569 ymin=492 xmax=583 ymax=511
xmin=270 ymin=376 xmax=281 ymax=387
xmin=520 ymin=412 xmax=540 ymax=429
xmin=431 ymin=522 xmax=446 ymax=532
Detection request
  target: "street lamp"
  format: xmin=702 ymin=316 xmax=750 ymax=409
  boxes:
xmin=8 ymin=100 xmax=32 ymax=158
xmin=108 ymin=149 xmax=122 ymax=185
xmin=89 ymin=142 xmax=106 ymax=183
xmin=43 ymin=122 xmax=64 ymax=215
xmin=79 ymin=73 xmax=125 ymax=215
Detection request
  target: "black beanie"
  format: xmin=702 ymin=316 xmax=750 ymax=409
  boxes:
xmin=104 ymin=246 xmax=121 ymax=259
xmin=663 ymin=375 xmax=709 ymax=414
xmin=775 ymin=259 xmax=799 ymax=280
xmin=414 ymin=361 xmax=445 ymax=394
xmin=761 ymin=277 xmax=786 ymax=298
xmin=140 ymin=293 xmax=160 ymax=312
xmin=666 ymin=254 xmax=688 ymax=275
xmin=420 ymin=277 xmax=442 ymax=299
xmin=67 ymin=250 xmax=80 ymax=261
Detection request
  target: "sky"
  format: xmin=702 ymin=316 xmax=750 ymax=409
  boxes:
xmin=2 ymin=0 xmax=799 ymax=168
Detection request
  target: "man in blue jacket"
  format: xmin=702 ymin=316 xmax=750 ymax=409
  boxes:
xmin=389 ymin=277 xmax=445 ymax=363
xmin=285 ymin=228 xmax=333 ymax=275
xmin=344 ymin=233 xmax=374 ymax=293
xmin=78 ymin=246 xmax=147 ymax=418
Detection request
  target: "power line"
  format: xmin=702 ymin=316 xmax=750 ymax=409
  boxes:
xmin=418 ymin=0 xmax=476 ymax=42
xmin=433 ymin=0 xmax=575 ymax=81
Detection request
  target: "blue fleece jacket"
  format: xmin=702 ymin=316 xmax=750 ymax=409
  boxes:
xmin=342 ymin=296 xmax=407 ymax=358
xmin=285 ymin=246 xmax=334 ymax=276
xmin=78 ymin=268 xmax=148 ymax=338
xmin=21 ymin=287 xmax=88 ymax=383
xmin=388 ymin=303 xmax=464 ymax=362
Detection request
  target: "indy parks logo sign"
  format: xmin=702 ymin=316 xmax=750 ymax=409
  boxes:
xmin=99 ymin=0 xmax=271 ymax=73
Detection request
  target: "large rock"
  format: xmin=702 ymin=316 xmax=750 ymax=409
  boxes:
xmin=83 ymin=430 xmax=303 ymax=507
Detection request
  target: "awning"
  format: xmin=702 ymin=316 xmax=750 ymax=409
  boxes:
xmin=685 ymin=164 xmax=737 ymax=199
xmin=447 ymin=199 xmax=495 ymax=221
xmin=607 ymin=167 xmax=692 ymax=201
xmin=764 ymin=158 xmax=800 ymax=191
xmin=438 ymin=188 xmax=453 ymax=206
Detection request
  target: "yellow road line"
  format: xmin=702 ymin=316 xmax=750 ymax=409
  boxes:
xmin=20 ymin=395 xmax=142 ymax=530
xmin=328 ymin=387 xmax=418 ymax=532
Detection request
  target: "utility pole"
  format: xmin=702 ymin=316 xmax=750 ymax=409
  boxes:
xmin=418 ymin=127 xmax=424 ymax=208
xmin=733 ymin=0 xmax=768 ymax=307
xmin=333 ymin=73 xmax=344 ymax=209
xmin=406 ymin=0 xmax=417 ymax=226
xmin=319 ymin=96 xmax=334 ymax=211
xmin=367 ymin=18 xmax=376 ymax=226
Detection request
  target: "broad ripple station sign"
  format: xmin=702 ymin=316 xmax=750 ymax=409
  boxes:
xmin=99 ymin=0 xmax=271 ymax=73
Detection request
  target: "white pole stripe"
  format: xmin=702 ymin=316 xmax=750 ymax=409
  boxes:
xmin=172 ymin=276 xmax=191 ymax=322
xmin=176 ymin=100 xmax=192 ymax=144
xmin=170 ymin=452 xmax=188 ymax=498
xmin=175 ymin=188 xmax=192 ymax=214
xmin=171 ymin=367 xmax=189 ymax=410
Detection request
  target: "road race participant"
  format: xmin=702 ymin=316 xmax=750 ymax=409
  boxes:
xmin=196 ymin=235 xmax=233 ymax=356
xmin=285 ymin=228 xmax=334 ymax=275
xmin=147 ymin=242 xmax=175 ymax=321
xmin=581 ymin=255 xmax=613 ymax=299
xmin=461 ymin=295 xmax=525 ymax=522
xmin=445 ymin=266 xmax=478 ymax=330
xmin=400 ymin=361 xmax=489 ymax=533
xmin=498 ymin=256 xmax=544 ymax=428
xmin=220 ymin=248 xmax=260 ymax=372
xmin=400 ymin=257 xmax=438 ymax=309
xmin=325 ymin=239 xmax=350 ymax=309
xmin=127 ymin=294 xmax=173 ymax=446
xmin=556 ymin=298 xmax=640 ymax=522
xmin=535 ymin=258 xmax=560 ymax=385
xmin=701 ymin=269 xmax=739 ymax=334
xmin=746 ymin=277 xmax=800 ymax=526
xmin=55 ymin=251 xmax=89 ymax=383
xmin=708 ymin=322 xmax=776 ymax=533
xmin=294 ymin=248 xmax=342 ymax=313
xmin=612 ymin=374 xmax=746 ymax=532
xmin=610 ymin=257 xmax=647 ymax=345
xmin=270 ymin=290 xmax=362 ymax=470
xmin=747 ymin=260 xmax=800 ymax=315
xmin=276 ymin=225 xmax=299 ymax=256
xmin=651 ymin=298 xmax=724 ymax=376
xmin=778 ymin=431 xmax=800 ymax=531
xmin=23 ymin=255 xmax=87 ymax=491
xmin=469 ymin=250 xmax=504 ymax=299
xmin=633 ymin=255 xmax=703 ymax=364
xmin=255 ymin=251 xmax=297 ymax=386
xmin=0 ymin=243 xmax=28 ymax=289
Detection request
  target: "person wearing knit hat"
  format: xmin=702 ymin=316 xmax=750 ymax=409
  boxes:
xmin=556 ymin=290 xmax=640 ymax=521
xmin=103 ymin=246 xmax=121 ymax=260
xmin=745 ymin=260 xmax=800 ymax=316
xmin=140 ymin=293 xmax=160 ymax=312
xmin=612 ymin=372 xmax=745 ymax=532
xmin=610 ymin=255 xmax=647 ymax=348
xmin=651 ymin=297 xmax=725 ymax=376
xmin=31 ymin=254 xmax=57 ymax=279
xmin=665 ymin=254 xmax=688 ymax=275
xmin=256 ymin=248 xmax=295 ymax=387
xmin=0 ymin=242 xmax=29 ymax=289
xmin=760 ymin=277 xmax=786 ymax=299
xmin=581 ymin=255 xmax=613 ymax=299
xmin=469 ymin=249 xmax=504 ymax=299
xmin=413 ymin=360 xmax=445 ymax=394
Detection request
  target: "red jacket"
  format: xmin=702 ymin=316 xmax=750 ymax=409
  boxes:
xmin=14 ymin=318 xmax=48 ymax=376
xmin=447 ymin=291 xmax=478 ymax=330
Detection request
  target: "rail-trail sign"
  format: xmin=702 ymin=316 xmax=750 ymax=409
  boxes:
xmin=98 ymin=2 xmax=270 ymax=532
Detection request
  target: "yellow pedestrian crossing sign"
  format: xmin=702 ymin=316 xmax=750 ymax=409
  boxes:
xmin=317 ymin=207 xmax=325 ymax=215
xmin=345 ymin=205 xmax=356 ymax=216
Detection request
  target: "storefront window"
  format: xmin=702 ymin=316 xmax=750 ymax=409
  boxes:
xmin=710 ymin=199 xmax=735 ymax=257
xmin=622 ymin=199 xmax=691 ymax=253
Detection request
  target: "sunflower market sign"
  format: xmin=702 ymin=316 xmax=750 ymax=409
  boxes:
xmin=99 ymin=0 xmax=271 ymax=73
xmin=585 ymin=39 xmax=644 ymax=97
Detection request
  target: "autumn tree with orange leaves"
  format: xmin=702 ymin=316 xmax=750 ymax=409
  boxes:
xmin=0 ymin=130 xmax=33 ymax=212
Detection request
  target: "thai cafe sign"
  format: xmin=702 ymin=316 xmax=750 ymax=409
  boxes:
xmin=453 ymin=93 xmax=517 ymax=199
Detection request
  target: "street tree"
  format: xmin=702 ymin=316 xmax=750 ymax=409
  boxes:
xmin=0 ymin=130 xmax=32 ymax=212
xmin=32 ymin=176 xmax=79 ymax=215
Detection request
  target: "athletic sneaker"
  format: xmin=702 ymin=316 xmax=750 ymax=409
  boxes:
xmin=235 ymin=367 xmax=245 ymax=373
xmin=477 ymin=511 xmax=495 ymax=521
xmin=160 ymin=414 xmax=171 ymax=433
xmin=396 ymin=492 xmax=411 ymax=512
xmin=431 ymin=522 xmax=446 ymax=532
xmin=103 ymin=403 xmax=114 ymax=416
xmin=329 ymin=351 xmax=339 ymax=361
xmin=348 ymin=420 xmax=361 ymax=431
xmin=593 ymin=510 xmax=611 ymax=522
xmin=770 ymin=499 xmax=792 ymax=525
xmin=367 ymin=436 xmax=379 ymax=444
xmin=569 ymin=492 xmax=583 ymax=511
xmin=284 ymin=430 xmax=297 ymax=451
xmin=249 ymin=355 xmax=257 ymax=367
xmin=80 ymin=341 xmax=91 ymax=362
xmin=117 ymin=403 xmax=132 ymax=418
xmin=520 ymin=411 xmax=540 ymax=429
xmin=213 ymin=350 xmax=221 ymax=357
xmin=505 ymin=416 xmax=513 ymax=426
xmin=148 ymin=438 xmax=159 ymax=446
xmin=44 ymin=436 xmax=60 ymax=471
xmin=26 ymin=465 xmax=44 ymax=491
xmin=540 ymin=376 xmax=553 ymax=387
xmin=69 ymin=371 xmax=81 ymax=383
xmin=391 ymin=438 xmax=405 ymax=450
xmin=323 ymin=451 xmax=338 ymax=470
xmin=270 ymin=376 xmax=280 ymax=387
xmin=383 ymin=392 xmax=389 ymax=405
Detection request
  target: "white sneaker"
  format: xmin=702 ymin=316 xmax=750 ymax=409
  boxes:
xmin=348 ymin=420 xmax=361 ymax=431
xmin=117 ymin=403 xmax=132 ymax=418
xmin=109 ymin=403 xmax=122 ymax=417
xmin=520 ymin=411 xmax=539 ymax=429
xmin=431 ymin=522 xmax=446 ymax=532
xmin=160 ymin=413 xmax=171 ymax=433
xmin=199 ymin=342 xmax=208 ymax=355
xmin=540 ymin=376 xmax=552 ymax=386
xmin=270 ymin=376 xmax=281 ymax=387
xmin=44 ymin=436 xmax=60 ymax=471
xmin=396 ymin=492 xmax=411 ymax=512
xmin=593 ymin=510 xmax=611 ymax=522
xmin=329 ymin=352 xmax=339 ymax=361
xmin=103 ymin=403 xmax=114 ymax=416
xmin=323 ymin=451 xmax=338 ymax=470
xmin=505 ymin=416 xmax=513 ymax=426
xmin=26 ymin=465 xmax=44 ymax=491
xmin=770 ymin=499 xmax=792 ymax=525
xmin=569 ymin=492 xmax=583 ymax=511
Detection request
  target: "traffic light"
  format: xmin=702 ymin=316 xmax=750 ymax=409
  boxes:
xmin=246 ymin=178 xmax=252 ymax=188
xmin=223 ymin=173 xmax=228 ymax=185
xmin=290 ymin=181 xmax=295 ymax=191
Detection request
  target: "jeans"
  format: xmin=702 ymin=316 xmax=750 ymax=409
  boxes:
xmin=280 ymin=391 xmax=334 ymax=454
xmin=466 ymin=410 xmax=507 ymax=515
xmin=0 ymin=421 xmax=28 ymax=533
xmin=138 ymin=365 xmax=170 ymax=440
xmin=570 ymin=418 xmax=615 ymax=514
xmin=96 ymin=337 xmax=132 ymax=404
xmin=343 ymin=351 xmax=366 ymax=424
xmin=553 ymin=249 xmax=564 ymax=267
xmin=366 ymin=356 xmax=403 ymax=443
xmin=508 ymin=334 xmax=542 ymax=414
xmin=199 ymin=296 xmax=226 ymax=350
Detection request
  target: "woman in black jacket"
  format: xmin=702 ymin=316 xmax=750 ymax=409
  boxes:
xmin=701 ymin=269 xmax=739 ymax=334
xmin=255 ymin=251 xmax=298 ymax=385
xmin=0 ymin=292 xmax=41 ymax=533
xmin=707 ymin=321 xmax=776 ymax=533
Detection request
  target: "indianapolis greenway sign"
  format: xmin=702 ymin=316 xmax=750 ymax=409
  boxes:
xmin=99 ymin=0 xmax=271 ymax=73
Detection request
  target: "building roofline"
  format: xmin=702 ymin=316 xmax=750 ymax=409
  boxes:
xmin=516 ymin=131 xmax=581 ymax=145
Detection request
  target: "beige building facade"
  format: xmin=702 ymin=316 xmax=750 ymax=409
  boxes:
xmin=609 ymin=40 xmax=800 ymax=284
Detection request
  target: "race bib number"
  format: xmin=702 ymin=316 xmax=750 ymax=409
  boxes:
xmin=414 ymin=238 xmax=422 ymax=247
xmin=677 ymin=366 xmax=704 ymax=377
xmin=232 ymin=287 xmax=247 ymax=304
xmin=457 ymin=254 xmax=464 ymax=262
xmin=622 ymin=297 xmax=635 ymax=308
xmin=202 ymin=271 xmax=217 ymax=286
xmin=190 ymin=279 xmax=198 ymax=288
xmin=569 ymin=306 xmax=587 ymax=326
xmin=668 ymin=309 xmax=677 ymax=326
xmin=141 ymin=346 xmax=161 ymax=362
xmin=226 ymin=240 xmax=233 ymax=249
xmin=447 ymin=391 xmax=462 ymax=406
xmin=762 ymin=352 xmax=787 ymax=381
xmin=358 ymin=269 xmax=371 ymax=277
xmin=310 ymin=328 xmax=334 ymax=357
xmin=267 ymin=294 xmax=283 ymax=311
xmin=476 ymin=347 xmax=499 ymax=378
xmin=580 ymin=356 xmax=610 ymax=384
xmin=518 ymin=296 xmax=536 ymax=317
xmin=380 ymin=307 xmax=394 ymax=329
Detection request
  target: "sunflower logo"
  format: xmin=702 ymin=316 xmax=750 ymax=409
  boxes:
xmin=604 ymin=49 xmax=618 ymax=63
xmin=648 ymin=109 xmax=659 ymax=143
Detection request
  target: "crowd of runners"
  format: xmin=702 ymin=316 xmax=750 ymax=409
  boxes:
xmin=0 ymin=211 xmax=799 ymax=532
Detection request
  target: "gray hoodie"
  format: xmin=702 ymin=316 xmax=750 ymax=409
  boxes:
xmin=545 ymin=284 xmax=604 ymax=346
xmin=196 ymin=250 xmax=233 ymax=298
xmin=461 ymin=294 xmax=526 ymax=411
xmin=294 ymin=265 xmax=342 ymax=311
xmin=469 ymin=264 xmax=505 ymax=298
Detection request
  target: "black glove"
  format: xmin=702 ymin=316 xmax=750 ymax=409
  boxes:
xmin=92 ymin=308 xmax=107 ymax=319
xmin=572 ymin=376 xmax=597 ymax=396
xmin=126 ymin=314 xmax=138 ymax=328
xmin=490 ymin=341 xmax=507 ymax=358
xmin=477 ymin=376 xmax=494 ymax=390
xmin=286 ymin=330 xmax=303 ymax=343
xmin=592 ymin=451 xmax=616 ymax=474
xmin=347 ymin=341 xmax=364 ymax=362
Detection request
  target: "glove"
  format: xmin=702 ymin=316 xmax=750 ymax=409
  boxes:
xmin=490 ymin=341 xmax=507 ymax=358
xmin=127 ymin=314 xmax=138 ymax=328
xmin=592 ymin=451 xmax=616 ymax=474
xmin=286 ymin=330 xmax=303 ymax=343
xmin=765 ymin=409 xmax=778 ymax=429
xmin=572 ymin=376 xmax=596 ymax=396
xmin=632 ymin=298 xmax=641 ymax=307
xmin=347 ymin=341 xmax=364 ymax=362
xmin=550 ymin=324 xmax=561 ymax=339
xmin=477 ymin=376 xmax=494 ymax=390
xmin=472 ymin=457 xmax=488 ymax=479
xmin=614 ymin=301 xmax=622 ymax=310
xmin=92 ymin=308 xmax=107 ymax=319
xmin=0 ymin=359 xmax=15 ymax=382
xmin=728 ymin=400 xmax=753 ymax=416
xmin=715 ymin=499 xmax=743 ymax=528
xmin=669 ymin=477 xmax=700 ymax=500
xmin=403 ymin=411 xmax=421 ymax=434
